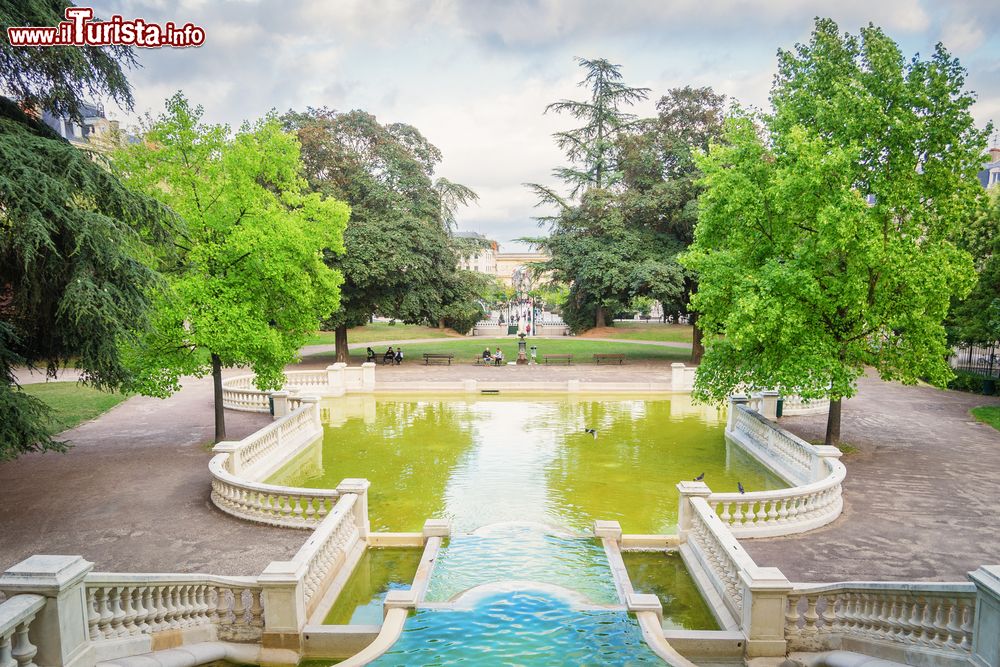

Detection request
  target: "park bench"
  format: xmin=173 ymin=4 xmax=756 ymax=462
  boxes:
xmin=593 ymin=353 xmax=626 ymax=365
xmin=543 ymin=354 xmax=573 ymax=365
xmin=423 ymin=353 xmax=455 ymax=365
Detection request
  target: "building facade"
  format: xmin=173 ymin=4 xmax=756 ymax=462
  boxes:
xmin=454 ymin=232 xmax=549 ymax=287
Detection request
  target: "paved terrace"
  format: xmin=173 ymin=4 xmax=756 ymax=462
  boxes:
xmin=3 ymin=352 xmax=999 ymax=584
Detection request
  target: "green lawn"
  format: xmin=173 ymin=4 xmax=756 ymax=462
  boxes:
xmin=304 ymin=322 xmax=462 ymax=346
xmin=971 ymin=406 xmax=1000 ymax=432
xmin=316 ymin=338 xmax=692 ymax=364
xmin=583 ymin=322 xmax=693 ymax=343
xmin=21 ymin=382 xmax=130 ymax=434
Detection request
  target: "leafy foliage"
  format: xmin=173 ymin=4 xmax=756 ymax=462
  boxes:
xmin=0 ymin=94 xmax=174 ymax=459
xmin=114 ymin=94 xmax=348 ymax=437
xmin=283 ymin=108 xmax=481 ymax=355
xmin=0 ymin=0 xmax=135 ymax=121
xmin=683 ymin=19 xmax=986 ymax=441
xmin=948 ymin=188 xmax=1000 ymax=345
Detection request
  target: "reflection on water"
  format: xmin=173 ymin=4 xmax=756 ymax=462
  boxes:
xmin=322 ymin=548 xmax=423 ymax=625
xmin=269 ymin=394 xmax=785 ymax=534
xmin=369 ymin=590 xmax=662 ymax=665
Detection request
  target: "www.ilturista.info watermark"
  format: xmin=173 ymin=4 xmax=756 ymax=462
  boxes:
xmin=6 ymin=7 xmax=205 ymax=48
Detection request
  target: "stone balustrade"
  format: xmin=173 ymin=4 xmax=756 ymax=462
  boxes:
xmin=84 ymin=574 xmax=264 ymax=644
xmin=209 ymin=457 xmax=342 ymax=528
xmin=707 ymin=460 xmax=845 ymax=538
xmin=0 ymin=593 xmax=45 ymax=667
xmin=785 ymin=582 xmax=977 ymax=663
xmin=780 ymin=393 xmax=830 ymax=416
xmin=683 ymin=495 xmax=758 ymax=619
xmin=293 ymin=493 xmax=363 ymax=612
xmin=729 ymin=402 xmax=825 ymax=486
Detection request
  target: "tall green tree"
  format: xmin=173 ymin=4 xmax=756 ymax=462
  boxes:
xmin=1 ymin=1 xmax=176 ymax=461
xmin=528 ymin=58 xmax=649 ymax=329
xmin=283 ymin=109 xmax=481 ymax=358
xmin=682 ymin=19 xmax=986 ymax=445
xmin=949 ymin=187 xmax=1000 ymax=346
xmin=618 ymin=86 xmax=726 ymax=359
xmin=115 ymin=94 xmax=348 ymax=442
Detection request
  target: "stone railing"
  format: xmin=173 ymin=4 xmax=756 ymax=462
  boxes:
xmin=0 ymin=593 xmax=45 ymax=667
xmin=295 ymin=494 xmax=362 ymax=612
xmin=209 ymin=459 xmax=342 ymax=528
xmin=780 ymin=393 xmax=830 ymax=416
xmin=682 ymin=495 xmax=758 ymax=619
xmin=84 ymin=574 xmax=264 ymax=644
xmin=706 ymin=462 xmax=845 ymax=538
xmin=714 ymin=399 xmax=844 ymax=537
xmin=728 ymin=402 xmax=829 ymax=486
xmin=785 ymin=581 xmax=977 ymax=664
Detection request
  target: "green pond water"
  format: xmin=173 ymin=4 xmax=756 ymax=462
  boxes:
xmin=323 ymin=548 xmax=423 ymax=625
xmin=270 ymin=394 xmax=785 ymax=534
xmin=623 ymin=551 xmax=719 ymax=631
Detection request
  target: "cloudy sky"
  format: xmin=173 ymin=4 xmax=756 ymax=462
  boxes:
xmin=94 ymin=0 xmax=999 ymax=251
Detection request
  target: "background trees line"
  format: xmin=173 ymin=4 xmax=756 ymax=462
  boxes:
xmin=531 ymin=20 xmax=994 ymax=445
xmin=1 ymin=0 xmax=487 ymax=453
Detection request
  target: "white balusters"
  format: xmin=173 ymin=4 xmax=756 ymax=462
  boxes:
xmin=785 ymin=586 xmax=976 ymax=658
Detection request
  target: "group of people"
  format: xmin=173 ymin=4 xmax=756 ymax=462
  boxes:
xmin=481 ymin=347 xmax=505 ymax=366
xmin=367 ymin=346 xmax=403 ymax=365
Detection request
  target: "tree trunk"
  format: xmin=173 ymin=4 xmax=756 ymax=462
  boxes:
xmin=824 ymin=398 xmax=842 ymax=446
xmin=690 ymin=312 xmax=705 ymax=364
xmin=438 ymin=317 xmax=446 ymax=329
xmin=595 ymin=306 xmax=606 ymax=328
xmin=211 ymin=353 xmax=226 ymax=443
xmin=335 ymin=324 xmax=349 ymax=363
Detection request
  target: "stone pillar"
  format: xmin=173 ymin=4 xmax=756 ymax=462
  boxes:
xmin=811 ymin=445 xmax=843 ymax=483
xmin=257 ymin=561 xmax=305 ymax=652
xmin=212 ymin=441 xmax=241 ymax=475
xmin=361 ymin=362 xmax=375 ymax=393
xmin=740 ymin=566 xmax=793 ymax=658
xmin=337 ymin=478 xmax=371 ymax=539
xmin=676 ymin=481 xmax=712 ymax=534
xmin=0 ymin=555 xmax=94 ymax=667
xmin=670 ymin=363 xmax=687 ymax=392
xmin=326 ymin=363 xmax=346 ymax=396
xmin=270 ymin=390 xmax=290 ymax=419
xmin=970 ymin=565 xmax=1000 ymax=667
xmin=727 ymin=394 xmax=749 ymax=433
xmin=593 ymin=520 xmax=623 ymax=542
xmin=760 ymin=390 xmax=779 ymax=420
xmin=299 ymin=396 xmax=321 ymax=431
xmin=626 ymin=593 xmax=663 ymax=624
xmin=422 ymin=519 xmax=451 ymax=540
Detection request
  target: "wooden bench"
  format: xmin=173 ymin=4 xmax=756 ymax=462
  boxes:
xmin=473 ymin=356 xmax=489 ymax=366
xmin=593 ymin=353 xmax=626 ymax=365
xmin=543 ymin=354 xmax=573 ymax=365
xmin=423 ymin=353 xmax=455 ymax=365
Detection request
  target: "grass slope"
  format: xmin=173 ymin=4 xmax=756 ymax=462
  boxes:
xmin=579 ymin=322 xmax=693 ymax=343
xmin=320 ymin=338 xmax=692 ymax=364
xmin=971 ymin=406 xmax=1000 ymax=432
xmin=21 ymin=382 xmax=130 ymax=434
xmin=305 ymin=322 xmax=462 ymax=346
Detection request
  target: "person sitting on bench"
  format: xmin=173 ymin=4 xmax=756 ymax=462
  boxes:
xmin=383 ymin=346 xmax=395 ymax=364
xmin=482 ymin=348 xmax=492 ymax=363
xmin=394 ymin=348 xmax=403 ymax=365
xmin=366 ymin=347 xmax=376 ymax=363
xmin=493 ymin=347 xmax=504 ymax=366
